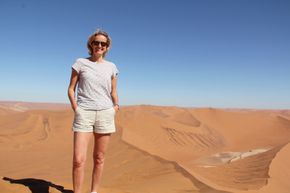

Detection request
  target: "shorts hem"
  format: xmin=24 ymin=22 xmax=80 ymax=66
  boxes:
xmin=72 ymin=128 xmax=94 ymax=132
xmin=94 ymin=130 xmax=116 ymax=134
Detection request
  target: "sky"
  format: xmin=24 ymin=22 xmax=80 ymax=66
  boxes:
xmin=0 ymin=0 xmax=290 ymax=109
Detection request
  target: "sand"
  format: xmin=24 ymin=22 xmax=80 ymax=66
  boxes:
xmin=0 ymin=102 xmax=289 ymax=193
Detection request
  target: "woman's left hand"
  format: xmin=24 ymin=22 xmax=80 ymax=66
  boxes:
xmin=113 ymin=104 xmax=119 ymax=113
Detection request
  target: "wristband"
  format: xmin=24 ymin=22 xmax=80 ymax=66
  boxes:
xmin=114 ymin=104 xmax=120 ymax=109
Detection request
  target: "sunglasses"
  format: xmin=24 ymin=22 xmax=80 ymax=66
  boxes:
xmin=91 ymin=40 xmax=108 ymax=47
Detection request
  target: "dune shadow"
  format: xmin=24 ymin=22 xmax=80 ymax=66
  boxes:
xmin=3 ymin=177 xmax=73 ymax=193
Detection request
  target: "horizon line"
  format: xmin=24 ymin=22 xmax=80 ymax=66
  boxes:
xmin=0 ymin=100 xmax=289 ymax=111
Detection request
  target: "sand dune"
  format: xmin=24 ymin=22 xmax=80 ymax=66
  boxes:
xmin=192 ymin=145 xmax=284 ymax=190
xmin=0 ymin=102 xmax=290 ymax=193
xmin=0 ymin=101 xmax=69 ymax=112
xmin=116 ymin=105 xmax=290 ymax=192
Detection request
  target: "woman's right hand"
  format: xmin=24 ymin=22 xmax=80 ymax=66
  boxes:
xmin=72 ymin=105 xmax=78 ymax=112
xmin=68 ymin=69 xmax=79 ymax=113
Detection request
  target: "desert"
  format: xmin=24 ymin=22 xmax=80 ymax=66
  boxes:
xmin=0 ymin=101 xmax=290 ymax=193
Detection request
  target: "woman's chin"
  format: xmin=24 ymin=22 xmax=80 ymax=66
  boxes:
xmin=93 ymin=52 xmax=104 ymax=56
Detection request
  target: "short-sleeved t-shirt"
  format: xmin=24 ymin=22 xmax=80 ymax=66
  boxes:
xmin=72 ymin=58 xmax=119 ymax=110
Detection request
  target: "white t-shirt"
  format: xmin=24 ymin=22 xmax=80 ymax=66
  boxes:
xmin=72 ymin=58 xmax=119 ymax=110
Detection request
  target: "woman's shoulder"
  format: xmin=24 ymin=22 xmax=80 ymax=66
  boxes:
xmin=104 ymin=60 xmax=119 ymax=74
xmin=73 ymin=58 xmax=93 ymax=67
xmin=76 ymin=57 xmax=90 ymax=63
xmin=104 ymin=60 xmax=117 ymax=67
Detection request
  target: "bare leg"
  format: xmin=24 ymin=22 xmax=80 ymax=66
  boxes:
xmin=73 ymin=132 xmax=93 ymax=193
xmin=91 ymin=133 xmax=111 ymax=192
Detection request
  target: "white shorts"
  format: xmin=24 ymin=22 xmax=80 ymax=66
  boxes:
xmin=72 ymin=106 xmax=116 ymax=134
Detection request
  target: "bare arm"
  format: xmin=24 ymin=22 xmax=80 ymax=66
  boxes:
xmin=68 ymin=69 xmax=79 ymax=111
xmin=111 ymin=75 xmax=119 ymax=111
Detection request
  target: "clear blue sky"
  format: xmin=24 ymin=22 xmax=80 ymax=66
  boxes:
xmin=0 ymin=0 xmax=289 ymax=109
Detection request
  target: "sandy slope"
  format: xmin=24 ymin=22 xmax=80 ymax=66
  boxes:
xmin=0 ymin=102 xmax=290 ymax=193
xmin=116 ymin=105 xmax=290 ymax=192
xmin=235 ymin=142 xmax=290 ymax=193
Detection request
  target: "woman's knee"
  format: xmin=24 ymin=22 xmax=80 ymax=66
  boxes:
xmin=73 ymin=156 xmax=86 ymax=168
xmin=93 ymin=152 xmax=105 ymax=165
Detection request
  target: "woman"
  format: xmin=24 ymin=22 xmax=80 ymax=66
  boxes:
xmin=68 ymin=29 xmax=119 ymax=193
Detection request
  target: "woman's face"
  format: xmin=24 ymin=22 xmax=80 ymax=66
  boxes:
xmin=91 ymin=35 xmax=109 ymax=57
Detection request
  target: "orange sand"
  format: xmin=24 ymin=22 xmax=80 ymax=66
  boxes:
xmin=0 ymin=102 xmax=289 ymax=193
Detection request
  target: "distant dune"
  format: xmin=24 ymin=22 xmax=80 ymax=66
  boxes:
xmin=0 ymin=101 xmax=290 ymax=193
xmin=0 ymin=101 xmax=69 ymax=113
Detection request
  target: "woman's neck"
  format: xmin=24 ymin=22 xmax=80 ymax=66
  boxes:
xmin=90 ymin=55 xmax=104 ymax=63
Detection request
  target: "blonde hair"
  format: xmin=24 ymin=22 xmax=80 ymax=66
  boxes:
xmin=87 ymin=29 xmax=112 ymax=57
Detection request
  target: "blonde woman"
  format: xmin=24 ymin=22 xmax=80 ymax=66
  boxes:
xmin=68 ymin=29 xmax=119 ymax=193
